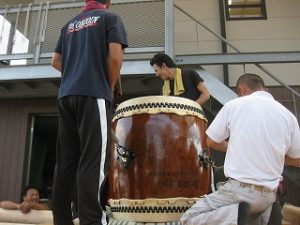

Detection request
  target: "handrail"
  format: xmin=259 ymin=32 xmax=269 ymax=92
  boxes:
xmin=0 ymin=0 xmax=166 ymax=66
xmin=0 ymin=0 xmax=299 ymax=116
xmin=174 ymin=3 xmax=300 ymax=101
xmin=0 ymin=0 xmax=158 ymax=13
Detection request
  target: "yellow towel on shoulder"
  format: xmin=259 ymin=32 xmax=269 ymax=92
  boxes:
xmin=162 ymin=68 xmax=185 ymax=96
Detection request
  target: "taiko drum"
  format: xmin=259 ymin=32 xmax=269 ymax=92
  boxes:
xmin=108 ymin=96 xmax=211 ymax=201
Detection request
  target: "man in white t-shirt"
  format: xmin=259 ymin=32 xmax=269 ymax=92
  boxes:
xmin=180 ymin=73 xmax=300 ymax=225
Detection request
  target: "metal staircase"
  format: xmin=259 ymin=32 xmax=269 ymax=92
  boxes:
xmin=0 ymin=0 xmax=299 ymax=118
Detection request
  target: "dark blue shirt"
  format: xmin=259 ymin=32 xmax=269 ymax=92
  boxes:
xmin=55 ymin=9 xmax=128 ymax=101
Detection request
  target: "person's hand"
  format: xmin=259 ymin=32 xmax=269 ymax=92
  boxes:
xmin=19 ymin=202 xmax=32 ymax=214
xmin=117 ymin=89 xmax=122 ymax=96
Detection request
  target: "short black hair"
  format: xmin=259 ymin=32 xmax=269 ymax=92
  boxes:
xmin=22 ymin=185 xmax=40 ymax=197
xmin=150 ymin=53 xmax=176 ymax=68
xmin=236 ymin=73 xmax=265 ymax=91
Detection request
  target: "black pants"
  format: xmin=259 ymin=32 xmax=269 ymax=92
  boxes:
xmin=52 ymin=96 xmax=111 ymax=225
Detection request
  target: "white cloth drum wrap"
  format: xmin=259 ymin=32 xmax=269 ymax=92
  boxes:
xmin=113 ymin=96 xmax=206 ymax=122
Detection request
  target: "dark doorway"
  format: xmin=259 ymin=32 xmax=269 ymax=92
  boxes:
xmin=27 ymin=114 xmax=58 ymax=201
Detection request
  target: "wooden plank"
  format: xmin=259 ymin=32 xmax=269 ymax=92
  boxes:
xmin=0 ymin=208 xmax=52 ymax=224
xmin=283 ymin=204 xmax=300 ymax=225
xmin=282 ymin=219 xmax=292 ymax=225
xmin=0 ymin=223 xmax=35 ymax=225
xmin=284 ymin=204 xmax=300 ymax=215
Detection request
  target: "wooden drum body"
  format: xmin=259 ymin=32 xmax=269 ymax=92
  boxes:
xmin=108 ymin=96 xmax=211 ymax=222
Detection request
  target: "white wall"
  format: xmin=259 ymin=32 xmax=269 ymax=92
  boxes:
xmin=225 ymin=0 xmax=300 ymax=86
xmin=173 ymin=0 xmax=300 ymax=86
xmin=174 ymin=0 xmax=224 ymax=81
xmin=174 ymin=0 xmax=221 ymax=54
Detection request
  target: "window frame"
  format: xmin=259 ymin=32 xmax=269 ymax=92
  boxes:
xmin=224 ymin=0 xmax=267 ymax=21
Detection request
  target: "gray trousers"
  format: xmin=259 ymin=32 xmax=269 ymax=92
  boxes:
xmin=180 ymin=179 xmax=277 ymax=225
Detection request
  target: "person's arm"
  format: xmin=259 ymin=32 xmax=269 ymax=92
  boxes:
xmin=0 ymin=201 xmax=20 ymax=210
xmin=195 ymin=82 xmax=210 ymax=105
xmin=28 ymin=202 xmax=48 ymax=210
xmin=207 ymin=136 xmax=228 ymax=152
xmin=19 ymin=201 xmax=49 ymax=214
xmin=285 ymin=155 xmax=300 ymax=167
xmin=51 ymin=52 xmax=62 ymax=72
xmin=108 ymin=43 xmax=124 ymax=92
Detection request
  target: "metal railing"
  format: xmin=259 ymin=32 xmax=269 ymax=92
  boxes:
xmin=0 ymin=0 xmax=299 ymax=117
xmin=174 ymin=3 xmax=300 ymax=118
xmin=0 ymin=0 xmax=168 ymax=64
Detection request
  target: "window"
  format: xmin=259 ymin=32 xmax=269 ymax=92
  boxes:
xmin=0 ymin=15 xmax=11 ymax=55
xmin=225 ymin=0 xmax=267 ymax=20
xmin=0 ymin=15 xmax=29 ymax=65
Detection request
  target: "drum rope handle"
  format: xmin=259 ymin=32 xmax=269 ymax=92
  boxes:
xmin=199 ymin=148 xmax=224 ymax=193
xmin=198 ymin=147 xmax=223 ymax=168
xmin=198 ymin=148 xmax=214 ymax=168
xmin=111 ymin=129 xmax=136 ymax=167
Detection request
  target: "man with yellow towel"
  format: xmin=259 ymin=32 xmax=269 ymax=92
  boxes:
xmin=150 ymin=53 xmax=210 ymax=105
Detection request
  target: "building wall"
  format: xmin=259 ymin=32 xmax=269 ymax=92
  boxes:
xmin=264 ymin=86 xmax=300 ymax=120
xmin=174 ymin=0 xmax=300 ymax=86
xmin=174 ymin=0 xmax=224 ymax=81
xmin=0 ymin=98 xmax=57 ymax=202
xmin=174 ymin=0 xmax=221 ymax=54
xmin=226 ymin=0 xmax=300 ymax=86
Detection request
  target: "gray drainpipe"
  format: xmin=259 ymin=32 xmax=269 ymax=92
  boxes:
xmin=218 ymin=0 xmax=229 ymax=86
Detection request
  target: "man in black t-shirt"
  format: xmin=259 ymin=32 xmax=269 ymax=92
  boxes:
xmin=150 ymin=53 xmax=210 ymax=105
xmin=51 ymin=1 xmax=128 ymax=225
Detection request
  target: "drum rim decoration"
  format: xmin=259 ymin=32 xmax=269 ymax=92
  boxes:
xmin=113 ymin=95 xmax=207 ymax=122
xmin=108 ymin=197 xmax=201 ymax=222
